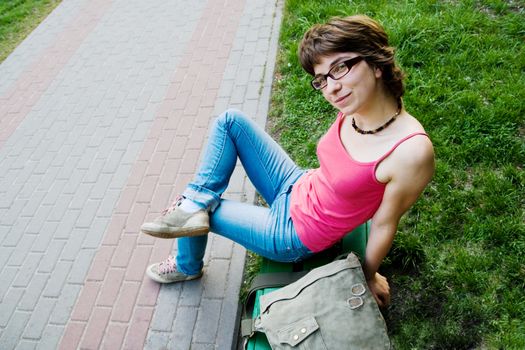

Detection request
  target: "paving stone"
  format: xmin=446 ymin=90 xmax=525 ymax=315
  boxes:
xmin=0 ymin=245 xmax=14 ymax=270
xmin=0 ymin=180 xmax=21 ymax=208
xmin=22 ymin=297 xmax=56 ymax=340
xmin=15 ymin=339 xmax=37 ymax=350
xmin=124 ymin=246 xmax=152 ymax=282
xmin=2 ymin=218 xmax=30 ymax=247
xmin=110 ymin=281 xmax=141 ymax=323
xmin=3 ymin=200 xmax=28 ymax=226
xmin=149 ymin=283 xmax=182 ymax=332
xmin=18 ymin=191 xmax=45 ymax=218
xmin=25 ymin=205 xmax=52 ymax=234
xmin=54 ymin=209 xmax=81 ymax=239
xmin=30 ymin=221 xmax=58 ymax=252
xmin=70 ymin=281 xmax=100 ymax=322
xmin=42 ymin=260 xmax=72 ymax=298
xmin=35 ymin=324 xmax=64 ymax=350
xmin=41 ymin=180 xmax=67 ymax=206
xmin=0 ymin=287 xmax=25 ymax=327
xmin=188 ymin=343 xmax=215 ymax=350
xmin=18 ymin=273 xmax=50 ymax=312
xmin=47 ymin=193 xmax=73 ymax=222
xmin=122 ymin=307 xmax=154 ymax=350
xmin=75 ymin=199 xmax=101 ymax=228
xmin=178 ymin=278 xmax=204 ymax=307
xmin=6 ymin=233 xmax=34 ymax=266
xmin=107 ymin=164 xmax=133 ymax=190
xmin=110 ymin=234 xmax=137 ymax=268
xmin=101 ymin=323 xmax=127 ymax=350
xmin=12 ymin=253 xmax=42 ymax=287
xmin=62 ymin=169 xmax=87 ymax=195
xmin=123 ymin=203 xmax=148 ymax=233
xmin=37 ymin=240 xmax=65 ymax=274
xmin=144 ymin=330 xmax=170 ymax=350
xmin=202 ymin=258 xmax=229 ymax=299
xmin=96 ymin=268 xmax=125 ymax=307
xmin=17 ymin=177 xmax=41 ymax=200
xmin=86 ymin=246 xmax=114 ymax=281
xmin=79 ymin=307 xmax=111 ymax=350
xmin=114 ymin=186 xmax=138 ymax=214
xmin=82 ymin=217 xmax=109 ymax=249
xmin=169 ymin=307 xmax=198 ymax=350
xmin=58 ymin=321 xmax=85 ymax=350
xmin=0 ymin=311 xmax=31 ymax=349
xmin=193 ymin=299 xmax=222 ymax=344
xmin=76 ymin=147 xmax=97 ymax=170
xmin=0 ymin=266 xmax=18 ymax=301
xmin=48 ymin=284 xmax=81 ymax=325
xmin=60 ymin=228 xmax=87 ymax=261
xmin=90 ymin=173 xmax=112 ymax=200
xmin=216 ymin=245 xmax=246 ymax=350
xmin=67 ymin=248 xmax=95 ymax=284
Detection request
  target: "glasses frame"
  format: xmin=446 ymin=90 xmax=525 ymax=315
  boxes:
xmin=311 ymin=56 xmax=364 ymax=90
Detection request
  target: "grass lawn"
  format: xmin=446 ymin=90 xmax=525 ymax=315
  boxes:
xmin=268 ymin=0 xmax=524 ymax=348
xmin=0 ymin=0 xmax=61 ymax=63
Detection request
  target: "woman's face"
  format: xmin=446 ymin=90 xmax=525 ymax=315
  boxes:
xmin=313 ymin=52 xmax=382 ymax=116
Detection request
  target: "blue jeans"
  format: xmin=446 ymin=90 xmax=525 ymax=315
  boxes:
xmin=177 ymin=109 xmax=313 ymax=275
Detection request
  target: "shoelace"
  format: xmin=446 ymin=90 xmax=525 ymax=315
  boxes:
xmin=158 ymin=255 xmax=177 ymax=274
xmin=161 ymin=195 xmax=183 ymax=216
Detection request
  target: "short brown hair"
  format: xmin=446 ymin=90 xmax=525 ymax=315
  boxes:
xmin=299 ymin=15 xmax=405 ymax=101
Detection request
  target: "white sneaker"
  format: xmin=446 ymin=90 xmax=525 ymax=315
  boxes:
xmin=141 ymin=196 xmax=209 ymax=239
xmin=146 ymin=255 xmax=203 ymax=283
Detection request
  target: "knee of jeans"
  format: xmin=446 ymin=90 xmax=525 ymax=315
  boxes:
xmin=217 ymin=108 xmax=247 ymax=129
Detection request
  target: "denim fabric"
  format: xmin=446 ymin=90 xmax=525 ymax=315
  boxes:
xmin=176 ymin=109 xmax=313 ymax=275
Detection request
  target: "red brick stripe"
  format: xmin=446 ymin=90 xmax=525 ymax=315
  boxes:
xmin=61 ymin=0 xmax=246 ymax=348
xmin=0 ymin=0 xmax=112 ymax=149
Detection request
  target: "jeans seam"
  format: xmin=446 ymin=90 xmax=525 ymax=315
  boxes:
xmin=201 ymin=120 xmax=228 ymax=191
xmin=231 ymin=118 xmax=280 ymax=202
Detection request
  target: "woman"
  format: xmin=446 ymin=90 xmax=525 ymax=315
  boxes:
xmin=141 ymin=15 xmax=434 ymax=307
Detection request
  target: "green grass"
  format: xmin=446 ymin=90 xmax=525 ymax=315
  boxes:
xmin=0 ymin=0 xmax=62 ymax=63
xmin=267 ymin=0 xmax=524 ymax=348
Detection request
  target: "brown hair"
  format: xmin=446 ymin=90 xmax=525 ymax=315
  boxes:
xmin=299 ymin=15 xmax=405 ymax=102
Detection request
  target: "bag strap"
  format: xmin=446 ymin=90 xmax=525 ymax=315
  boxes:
xmin=240 ymin=271 xmax=308 ymax=339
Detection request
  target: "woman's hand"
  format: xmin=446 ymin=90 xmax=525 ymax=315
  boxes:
xmin=366 ymin=272 xmax=390 ymax=307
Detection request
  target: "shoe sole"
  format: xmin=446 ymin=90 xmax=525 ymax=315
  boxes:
xmin=141 ymin=226 xmax=209 ymax=239
xmin=146 ymin=267 xmax=203 ymax=284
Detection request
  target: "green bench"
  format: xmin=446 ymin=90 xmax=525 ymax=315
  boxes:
xmin=242 ymin=222 xmax=370 ymax=350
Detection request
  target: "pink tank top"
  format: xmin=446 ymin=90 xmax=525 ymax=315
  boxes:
xmin=290 ymin=112 xmax=427 ymax=252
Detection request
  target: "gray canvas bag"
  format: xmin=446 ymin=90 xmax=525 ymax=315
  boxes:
xmin=253 ymin=253 xmax=391 ymax=349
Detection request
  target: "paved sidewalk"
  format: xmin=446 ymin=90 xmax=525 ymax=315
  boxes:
xmin=0 ymin=0 xmax=283 ymax=348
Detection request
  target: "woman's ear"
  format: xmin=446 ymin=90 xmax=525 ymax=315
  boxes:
xmin=374 ymin=66 xmax=383 ymax=79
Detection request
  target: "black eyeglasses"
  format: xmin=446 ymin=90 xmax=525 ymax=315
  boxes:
xmin=311 ymin=56 xmax=364 ymax=90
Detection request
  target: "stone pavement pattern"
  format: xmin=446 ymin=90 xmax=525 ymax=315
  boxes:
xmin=0 ymin=0 xmax=283 ymax=348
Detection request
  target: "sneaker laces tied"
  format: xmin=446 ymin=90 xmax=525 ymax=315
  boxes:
xmin=161 ymin=195 xmax=184 ymax=216
xmin=158 ymin=255 xmax=177 ymax=274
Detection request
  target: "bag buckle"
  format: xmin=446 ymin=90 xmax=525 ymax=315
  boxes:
xmin=347 ymin=296 xmax=364 ymax=309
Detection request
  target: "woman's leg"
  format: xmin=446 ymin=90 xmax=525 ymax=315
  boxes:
xmin=142 ymin=108 xmax=302 ymax=238
xmin=183 ymin=108 xmax=303 ymax=209
xmin=175 ymin=109 xmax=305 ymax=274
xmin=176 ymin=196 xmax=312 ymax=275
xmin=145 ymin=109 xmax=305 ymax=278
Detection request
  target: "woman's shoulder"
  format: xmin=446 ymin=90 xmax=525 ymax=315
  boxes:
xmin=396 ymin=110 xmax=427 ymax=134
xmin=381 ymin=112 xmax=434 ymax=175
xmin=390 ymin=131 xmax=434 ymax=181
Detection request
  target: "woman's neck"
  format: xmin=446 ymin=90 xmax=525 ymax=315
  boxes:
xmin=350 ymin=96 xmax=400 ymax=132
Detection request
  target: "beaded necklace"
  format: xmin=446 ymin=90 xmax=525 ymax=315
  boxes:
xmin=352 ymin=101 xmax=402 ymax=135
xmin=351 ymin=104 xmax=402 ymax=135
